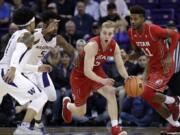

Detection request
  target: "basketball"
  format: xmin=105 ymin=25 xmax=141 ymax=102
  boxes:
xmin=124 ymin=77 xmax=143 ymax=97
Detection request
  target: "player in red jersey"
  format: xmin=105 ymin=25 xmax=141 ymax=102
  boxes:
xmin=128 ymin=5 xmax=180 ymax=134
xmin=62 ymin=21 xmax=129 ymax=135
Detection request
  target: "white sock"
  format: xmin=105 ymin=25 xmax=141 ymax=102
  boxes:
xmin=21 ymin=122 xmax=30 ymax=128
xmin=164 ymin=96 xmax=175 ymax=104
xmin=166 ymin=115 xmax=180 ymax=127
xmin=111 ymin=120 xmax=118 ymax=127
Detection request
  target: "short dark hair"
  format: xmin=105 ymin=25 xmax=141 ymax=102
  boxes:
xmin=107 ymin=3 xmax=116 ymax=10
xmin=41 ymin=10 xmax=59 ymax=23
xmin=130 ymin=5 xmax=145 ymax=17
xmin=12 ymin=7 xmax=35 ymax=26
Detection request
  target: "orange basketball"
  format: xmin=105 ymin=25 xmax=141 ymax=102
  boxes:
xmin=124 ymin=77 xmax=143 ymax=97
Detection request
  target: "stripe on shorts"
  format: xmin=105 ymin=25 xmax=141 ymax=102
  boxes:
xmin=1 ymin=69 xmax=17 ymax=87
xmin=42 ymin=72 xmax=50 ymax=87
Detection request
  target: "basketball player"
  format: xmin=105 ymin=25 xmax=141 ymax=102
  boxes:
xmin=17 ymin=10 xmax=76 ymax=134
xmin=128 ymin=5 xmax=180 ymax=134
xmin=0 ymin=8 xmax=51 ymax=135
xmin=62 ymin=21 xmax=130 ymax=135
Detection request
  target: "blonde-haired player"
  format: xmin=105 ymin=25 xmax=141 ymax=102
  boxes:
xmin=62 ymin=21 xmax=130 ymax=135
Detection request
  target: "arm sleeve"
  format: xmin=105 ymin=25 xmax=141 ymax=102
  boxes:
xmin=22 ymin=64 xmax=38 ymax=72
xmin=10 ymin=42 xmax=28 ymax=69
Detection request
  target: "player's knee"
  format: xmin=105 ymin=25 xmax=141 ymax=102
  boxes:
xmin=141 ymin=85 xmax=160 ymax=109
xmin=141 ymin=85 xmax=155 ymax=102
xmin=103 ymin=86 xmax=116 ymax=98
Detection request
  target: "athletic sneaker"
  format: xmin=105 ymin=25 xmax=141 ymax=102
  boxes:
xmin=168 ymin=96 xmax=180 ymax=121
xmin=13 ymin=125 xmax=43 ymax=135
xmin=160 ymin=124 xmax=180 ymax=135
xmin=62 ymin=97 xmax=72 ymax=123
xmin=34 ymin=122 xmax=49 ymax=135
xmin=112 ymin=125 xmax=127 ymax=135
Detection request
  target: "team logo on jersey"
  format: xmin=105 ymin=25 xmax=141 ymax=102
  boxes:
xmin=155 ymin=79 xmax=163 ymax=86
xmin=96 ymin=55 xmax=107 ymax=60
xmin=136 ymin=41 xmax=150 ymax=47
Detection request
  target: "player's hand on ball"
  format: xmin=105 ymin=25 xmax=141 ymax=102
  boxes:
xmin=124 ymin=76 xmax=135 ymax=82
xmin=101 ymin=78 xmax=115 ymax=86
xmin=38 ymin=64 xmax=53 ymax=72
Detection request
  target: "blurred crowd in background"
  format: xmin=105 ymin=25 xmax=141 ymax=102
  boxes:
xmin=0 ymin=0 xmax=179 ymax=128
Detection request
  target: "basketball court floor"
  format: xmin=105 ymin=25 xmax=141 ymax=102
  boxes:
xmin=0 ymin=127 xmax=169 ymax=135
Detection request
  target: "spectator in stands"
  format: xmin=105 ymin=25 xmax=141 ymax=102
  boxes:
xmin=43 ymin=50 xmax=72 ymax=125
xmin=114 ymin=19 xmax=130 ymax=53
xmin=36 ymin=0 xmax=51 ymax=13
xmin=47 ymin=2 xmax=58 ymax=14
xmin=84 ymin=21 xmax=100 ymax=41
xmin=167 ymin=20 xmax=178 ymax=32
xmin=72 ymin=0 xmax=94 ymax=38
xmin=99 ymin=2 xmax=120 ymax=25
xmin=0 ymin=0 xmax=11 ymax=25
xmin=74 ymin=0 xmax=100 ymax=21
xmin=62 ymin=20 xmax=82 ymax=47
xmin=11 ymin=0 xmax=23 ymax=11
xmin=0 ymin=0 xmax=11 ymax=37
xmin=76 ymin=39 xmax=86 ymax=53
xmin=121 ymin=96 xmax=161 ymax=127
xmin=132 ymin=55 xmax=148 ymax=77
xmin=0 ymin=23 xmax=18 ymax=59
xmin=55 ymin=0 xmax=76 ymax=33
xmin=100 ymin=0 xmax=129 ymax=18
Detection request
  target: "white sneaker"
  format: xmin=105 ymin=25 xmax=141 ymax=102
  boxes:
xmin=13 ymin=125 xmax=43 ymax=135
xmin=34 ymin=122 xmax=49 ymax=135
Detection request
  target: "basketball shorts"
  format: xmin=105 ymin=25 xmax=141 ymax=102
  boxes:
xmin=70 ymin=68 xmax=107 ymax=107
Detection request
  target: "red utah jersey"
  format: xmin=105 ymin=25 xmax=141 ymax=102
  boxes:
xmin=73 ymin=36 xmax=116 ymax=74
xmin=128 ymin=23 xmax=176 ymax=73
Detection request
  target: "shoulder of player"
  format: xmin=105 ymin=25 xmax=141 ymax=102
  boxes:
xmin=84 ymin=41 xmax=98 ymax=53
xmin=148 ymin=23 xmax=162 ymax=31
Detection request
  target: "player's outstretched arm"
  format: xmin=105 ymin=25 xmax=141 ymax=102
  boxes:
xmin=114 ymin=43 xmax=129 ymax=80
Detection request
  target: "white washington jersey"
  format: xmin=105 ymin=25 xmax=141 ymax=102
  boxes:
xmin=0 ymin=29 xmax=28 ymax=67
xmin=21 ymin=28 xmax=56 ymax=67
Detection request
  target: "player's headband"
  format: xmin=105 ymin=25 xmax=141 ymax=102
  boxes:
xmin=17 ymin=17 xmax=35 ymax=27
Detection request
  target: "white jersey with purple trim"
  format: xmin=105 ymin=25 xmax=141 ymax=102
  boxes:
xmin=0 ymin=28 xmax=48 ymax=109
xmin=19 ymin=28 xmax=57 ymax=102
xmin=20 ymin=28 xmax=56 ymax=67
xmin=0 ymin=29 xmax=28 ymax=67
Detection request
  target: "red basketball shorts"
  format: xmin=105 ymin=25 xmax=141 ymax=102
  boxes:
xmin=70 ymin=68 xmax=107 ymax=107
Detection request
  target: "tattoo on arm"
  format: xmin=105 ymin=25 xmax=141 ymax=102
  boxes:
xmin=17 ymin=32 xmax=34 ymax=48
